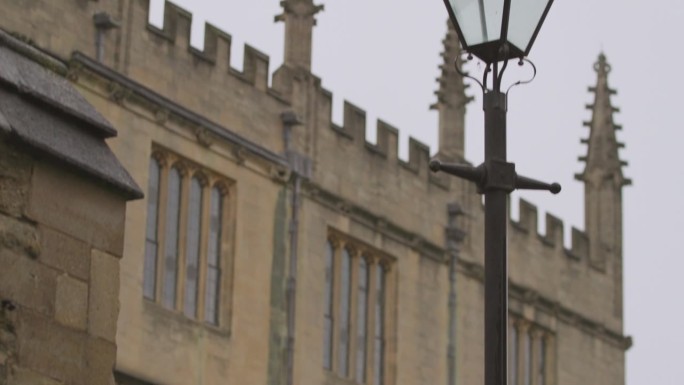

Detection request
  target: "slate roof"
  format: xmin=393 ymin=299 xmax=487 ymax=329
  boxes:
xmin=0 ymin=29 xmax=142 ymax=199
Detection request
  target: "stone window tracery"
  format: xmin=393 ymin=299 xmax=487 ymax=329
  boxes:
xmin=509 ymin=316 xmax=554 ymax=385
xmin=324 ymin=234 xmax=393 ymax=385
xmin=143 ymin=149 xmax=232 ymax=327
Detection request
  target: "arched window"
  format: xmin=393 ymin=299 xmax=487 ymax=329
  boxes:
xmin=183 ymin=176 xmax=203 ymax=318
xmin=323 ymin=241 xmax=335 ymax=370
xmin=204 ymin=185 xmax=223 ymax=325
xmin=338 ymin=248 xmax=352 ymax=376
xmin=143 ymin=157 xmax=161 ymax=300
xmin=162 ymin=167 xmax=182 ymax=309
xmin=143 ymin=149 xmax=233 ymax=327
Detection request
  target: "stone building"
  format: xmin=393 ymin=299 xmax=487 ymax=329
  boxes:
xmin=0 ymin=1 xmax=630 ymax=385
xmin=0 ymin=29 xmax=142 ymax=384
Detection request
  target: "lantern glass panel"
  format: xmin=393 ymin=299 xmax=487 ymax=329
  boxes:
xmin=507 ymin=0 xmax=549 ymax=53
xmin=448 ymin=0 xmax=504 ymax=46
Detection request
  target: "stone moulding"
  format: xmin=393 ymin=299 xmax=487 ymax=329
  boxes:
xmin=303 ymin=181 xmax=446 ymax=264
xmin=70 ymin=52 xmax=289 ymax=171
xmin=458 ymin=259 xmax=632 ymax=351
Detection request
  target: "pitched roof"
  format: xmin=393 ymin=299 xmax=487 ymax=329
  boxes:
xmin=0 ymin=29 xmax=143 ymax=199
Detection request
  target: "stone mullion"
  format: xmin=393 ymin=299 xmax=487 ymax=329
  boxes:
xmin=175 ymin=166 xmax=191 ymax=312
xmin=330 ymin=239 xmax=344 ymax=374
xmin=196 ymin=180 xmax=211 ymax=321
xmin=365 ymin=257 xmax=378 ymax=385
xmin=348 ymin=248 xmax=360 ymax=380
xmin=154 ymin=158 xmax=170 ymax=303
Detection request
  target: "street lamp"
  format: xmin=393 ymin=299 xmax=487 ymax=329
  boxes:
xmin=430 ymin=2 xmax=557 ymax=385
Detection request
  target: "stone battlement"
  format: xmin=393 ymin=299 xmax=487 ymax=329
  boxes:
xmin=511 ymin=198 xmax=590 ymax=262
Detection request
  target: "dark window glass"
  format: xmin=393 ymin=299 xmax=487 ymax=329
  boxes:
xmin=373 ymin=266 xmax=385 ymax=385
xmin=323 ymin=241 xmax=335 ymax=370
xmin=162 ymin=167 xmax=182 ymax=309
xmin=183 ymin=177 xmax=203 ymax=318
xmin=355 ymin=258 xmax=369 ymax=383
xmin=338 ymin=248 xmax=352 ymax=376
xmin=143 ymin=157 xmax=161 ymax=300
xmin=204 ymin=186 xmax=222 ymax=324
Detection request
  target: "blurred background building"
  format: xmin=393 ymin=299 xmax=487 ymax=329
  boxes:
xmin=0 ymin=1 xmax=630 ymax=384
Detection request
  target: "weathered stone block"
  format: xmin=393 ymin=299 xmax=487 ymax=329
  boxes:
xmin=9 ymin=367 xmax=65 ymax=385
xmin=0 ymin=249 xmax=56 ymax=316
xmin=27 ymin=160 xmax=126 ymax=256
xmin=88 ymin=249 xmax=120 ymax=342
xmin=40 ymin=226 xmax=90 ymax=281
xmin=0 ymin=137 xmax=33 ymax=218
xmin=15 ymin=310 xmax=86 ymax=385
xmin=0 ymin=214 xmax=40 ymax=257
xmin=85 ymin=337 xmax=117 ymax=385
xmin=55 ymin=274 xmax=88 ymax=331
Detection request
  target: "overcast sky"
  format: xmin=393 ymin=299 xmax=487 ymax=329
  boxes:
xmin=148 ymin=1 xmax=682 ymax=384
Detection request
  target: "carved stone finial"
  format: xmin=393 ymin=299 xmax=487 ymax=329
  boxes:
xmin=577 ymin=52 xmax=628 ymax=185
xmin=432 ymin=20 xmax=472 ymax=161
xmin=275 ymin=0 xmax=324 ymax=71
xmin=577 ymin=53 xmax=629 ymax=275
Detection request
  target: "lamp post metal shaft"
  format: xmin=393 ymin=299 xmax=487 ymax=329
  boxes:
xmin=483 ymin=90 xmax=508 ymax=385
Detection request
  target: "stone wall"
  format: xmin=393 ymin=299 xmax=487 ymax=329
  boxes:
xmin=0 ymin=137 xmax=128 ymax=385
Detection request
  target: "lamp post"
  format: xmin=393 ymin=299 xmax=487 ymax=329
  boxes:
xmin=430 ymin=2 xmax=557 ymax=385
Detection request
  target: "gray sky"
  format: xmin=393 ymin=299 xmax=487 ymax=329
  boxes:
xmin=149 ymin=1 xmax=682 ymax=383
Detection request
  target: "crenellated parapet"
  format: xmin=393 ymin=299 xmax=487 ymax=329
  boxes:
xmin=143 ymin=1 xmax=274 ymax=93
xmin=506 ymin=196 xmax=622 ymax=331
xmin=512 ymin=198 xmax=588 ymax=260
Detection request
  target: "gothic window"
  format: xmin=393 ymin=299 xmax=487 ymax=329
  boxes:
xmin=509 ymin=316 xmax=553 ymax=385
xmin=142 ymin=149 xmax=232 ymax=327
xmin=324 ymin=235 xmax=393 ymax=384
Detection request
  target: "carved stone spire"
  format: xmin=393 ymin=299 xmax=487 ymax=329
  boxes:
xmin=576 ymin=53 xmax=630 ymax=185
xmin=576 ymin=54 xmax=629 ymax=315
xmin=275 ymin=0 xmax=324 ymax=71
xmin=431 ymin=20 xmax=472 ymax=161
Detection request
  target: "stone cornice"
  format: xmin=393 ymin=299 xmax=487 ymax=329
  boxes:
xmin=69 ymin=52 xmax=289 ymax=170
xmin=303 ymin=181 xmax=446 ymax=263
xmin=457 ymin=259 xmax=632 ymax=351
